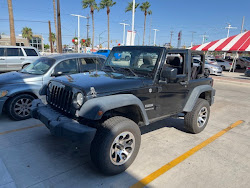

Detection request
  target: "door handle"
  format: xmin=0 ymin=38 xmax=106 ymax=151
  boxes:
xmin=180 ymin=81 xmax=188 ymax=86
xmin=20 ymin=58 xmax=25 ymax=60
xmin=0 ymin=58 xmax=5 ymax=60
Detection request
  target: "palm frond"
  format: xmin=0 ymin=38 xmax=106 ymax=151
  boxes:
xmin=125 ymin=1 xmax=140 ymax=13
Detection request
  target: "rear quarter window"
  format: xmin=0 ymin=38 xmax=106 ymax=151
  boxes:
xmin=24 ymin=48 xmax=38 ymax=56
xmin=6 ymin=48 xmax=24 ymax=56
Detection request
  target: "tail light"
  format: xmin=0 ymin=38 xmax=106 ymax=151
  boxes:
xmin=229 ymin=63 xmax=232 ymax=65
xmin=247 ymin=67 xmax=250 ymax=70
xmin=210 ymin=62 xmax=216 ymax=65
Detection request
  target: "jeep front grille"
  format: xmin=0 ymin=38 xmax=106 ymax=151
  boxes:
xmin=47 ymin=84 xmax=73 ymax=114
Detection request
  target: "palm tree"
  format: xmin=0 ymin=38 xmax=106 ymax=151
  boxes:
xmin=82 ymin=0 xmax=98 ymax=51
xmin=140 ymin=1 xmax=151 ymax=46
xmin=99 ymin=0 xmax=116 ymax=49
xmin=125 ymin=1 xmax=139 ymax=13
xmin=7 ymin=0 xmax=16 ymax=45
xmin=22 ymin=27 xmax=33 ymax=41
xmin=53 ymin=0 xmax=58 ymax=49
xmin=49 ymin=32 xmax=56 ymax=46
xmin=148 ymin=10 xmax=152 ymax=45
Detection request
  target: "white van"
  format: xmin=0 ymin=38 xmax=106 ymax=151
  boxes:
xmin=0 ymin=46 xmax=40 ymax=72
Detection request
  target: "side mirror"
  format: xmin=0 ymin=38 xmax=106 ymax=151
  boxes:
xmin=160 ymin=67 xmax=177 ymax=82
xmin=51 ymin=71 xmax=63 ymax=77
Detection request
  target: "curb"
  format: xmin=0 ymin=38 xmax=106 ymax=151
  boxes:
xmin=211 ymin=76 xmax=250 ymax=85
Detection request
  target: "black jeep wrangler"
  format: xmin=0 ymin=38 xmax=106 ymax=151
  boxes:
xmin=32 ymin=46 xmax=215 ymax=175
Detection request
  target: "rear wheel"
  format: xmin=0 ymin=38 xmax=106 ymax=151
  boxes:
xmin=184 ymin=99 xmax=210 ymax=134
xmin=125 ymin=56 xmax=130 ymax=61
xmin=22 ymin=64 xmax=30 ymax=69
xmin=221 ymin=65 xmax=226 ymax=71
xmin=7 ymin=94 xmax=35 ymax=120
xmin=90 ymin=116 xmax=141 ymax=175
xmin=236 ymin=65 xmax=241 ymax=69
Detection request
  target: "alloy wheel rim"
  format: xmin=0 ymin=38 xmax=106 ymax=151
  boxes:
xmin=197 ymin=107 xmax=208 ymax=128
xmin=14 ymin=98 xmax=32 ymax=117
xmin=110 ymin=131 xmax=135 ymax=166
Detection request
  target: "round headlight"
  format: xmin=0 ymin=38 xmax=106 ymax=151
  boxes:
xmin=48 ymin=83 xmax=53 ymax=92
xmin=76 ymin=93 xmax=84 ymax=106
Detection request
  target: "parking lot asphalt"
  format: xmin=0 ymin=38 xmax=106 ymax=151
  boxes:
xmin=0 ymin=80 xmax=250 ymax=188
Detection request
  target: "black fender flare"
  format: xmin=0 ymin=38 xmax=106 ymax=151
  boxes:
xmin=183 ymin=85 xmax=215 ymax=112
xmin=77 ymin=94 xmax=150 ymax=125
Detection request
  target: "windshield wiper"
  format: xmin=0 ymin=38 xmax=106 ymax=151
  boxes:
xmin=119 ymin=67 xmax=138 ymax=77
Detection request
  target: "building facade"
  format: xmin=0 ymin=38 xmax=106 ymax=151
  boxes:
xmin=0 ymin=34 xmax=44 ymax=52
xmin=0 ymin=34 xmax=29 ymax=46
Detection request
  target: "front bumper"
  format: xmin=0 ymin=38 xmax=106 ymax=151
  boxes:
xmin=31 ymin=99 xmax=96 ymax=142
xmin=210 ymin=69 xmax=222 ymax=76
xmin=0 ymin=96 xmax=8 ymax=115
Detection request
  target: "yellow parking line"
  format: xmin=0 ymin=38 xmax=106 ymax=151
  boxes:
xmin=131 ymin=120 xmax=244 ymax=188
xmin=0 ymin=124 xmax=44 ymax=135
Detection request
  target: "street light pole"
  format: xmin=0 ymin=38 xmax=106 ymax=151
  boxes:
xmin=71 ymin=14 xmax=87 ymax=53
xmin=225 ymin=23 xmax=237 ymax=38
xmin=120 ymin=23 xmax=129 ymax=45
xmin=153 ymin=29 xmax=159 ymax=46
xmin=131 ymin=0 xmax=135 ymax=45
xmin=191 ymin=31 xmax=196 ymax=47
xmin=224 ymin=23 xmax=237 ymax=58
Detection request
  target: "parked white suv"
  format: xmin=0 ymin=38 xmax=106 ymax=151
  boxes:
xmin=0 ymin=46 xmax=40 ymax=72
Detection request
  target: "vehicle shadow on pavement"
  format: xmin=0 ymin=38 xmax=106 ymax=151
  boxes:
xmin=141 ymin=117 xmax=189 ymax=135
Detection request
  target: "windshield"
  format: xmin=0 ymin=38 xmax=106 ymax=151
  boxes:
xmin=21 ymin=57 xmax=56 ymax=75
xmin=97 ymin=50 xmax=108 ymax=53
xmin=216 ymin=59 xmax=224 ymax=62
xmin=104 ymin=47 xmax=162 ymax=76
xmin=243 ymin=57 xmax=250 ymax=61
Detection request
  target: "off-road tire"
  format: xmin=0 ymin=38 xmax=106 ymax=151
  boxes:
xmin=7 ymin=94 xmax=35 ymax=121
xmin=184 ymin=98 xmax=210 ymax=134
xmin=90 ymin=116 xmax=141 ymax=175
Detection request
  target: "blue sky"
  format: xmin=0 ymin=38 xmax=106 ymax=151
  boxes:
xmin=0 ymin=0 xmax=249 ymax=47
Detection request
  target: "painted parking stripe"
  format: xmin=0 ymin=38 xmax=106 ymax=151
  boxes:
xmin=0 ymin=124 xmax=44 ymax=135
xmin=131 ymin=120 xmax=244 ymax=188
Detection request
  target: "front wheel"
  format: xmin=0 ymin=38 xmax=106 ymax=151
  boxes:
xmin=90 ymin=116 xmax=141 ymax=175
xmin=184 ymin=99 xmax=210 ymax=134
xmin=7 ymin=94 xmax=35 ymax=120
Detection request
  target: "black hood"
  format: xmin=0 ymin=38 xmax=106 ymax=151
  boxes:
xmin=53 ymin=71 xmax=148 ymax=95
xmin=0 ymin=71 xmax=43 ymax=85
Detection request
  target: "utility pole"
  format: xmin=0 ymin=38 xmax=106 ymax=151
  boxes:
xmin=201 ymin=33 xmax=208 ymax=44
xmin=131 ymin=0 xmax=135 ymax=45
xmin=57 ymin=0 xmax=62 ymax=53
xmin=48 ymin=21 xmax=53 ymax=53
xmin=153 ymin=29 xmax=159 ymax=46
xmin=86 ymin=15 xmax=90 ymax=46
xmin=7 ymin=0 xmax=16 ymax=46
xmin=225 ymin=23 xmax=237 ymax=38
xmin=53 ymin=0 xmax=58 ymax=52
xmin=120 ymin=23 xmax=129 ymax=45
xmin=71 ymin=14 xmax=87 ymax=53
xmin=98 ymin=30 xmax=106 ymax=50
xmin=191 ymin=31 xmax=196 ymax=47
xmin=170 ymin=31 xmax=174 ymax=47
xmin=241 ymin=16 xmax=245 ymax=33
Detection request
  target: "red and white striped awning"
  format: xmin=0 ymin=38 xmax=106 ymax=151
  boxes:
xmin=191 ymin=30 xmax=250 ymax=52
